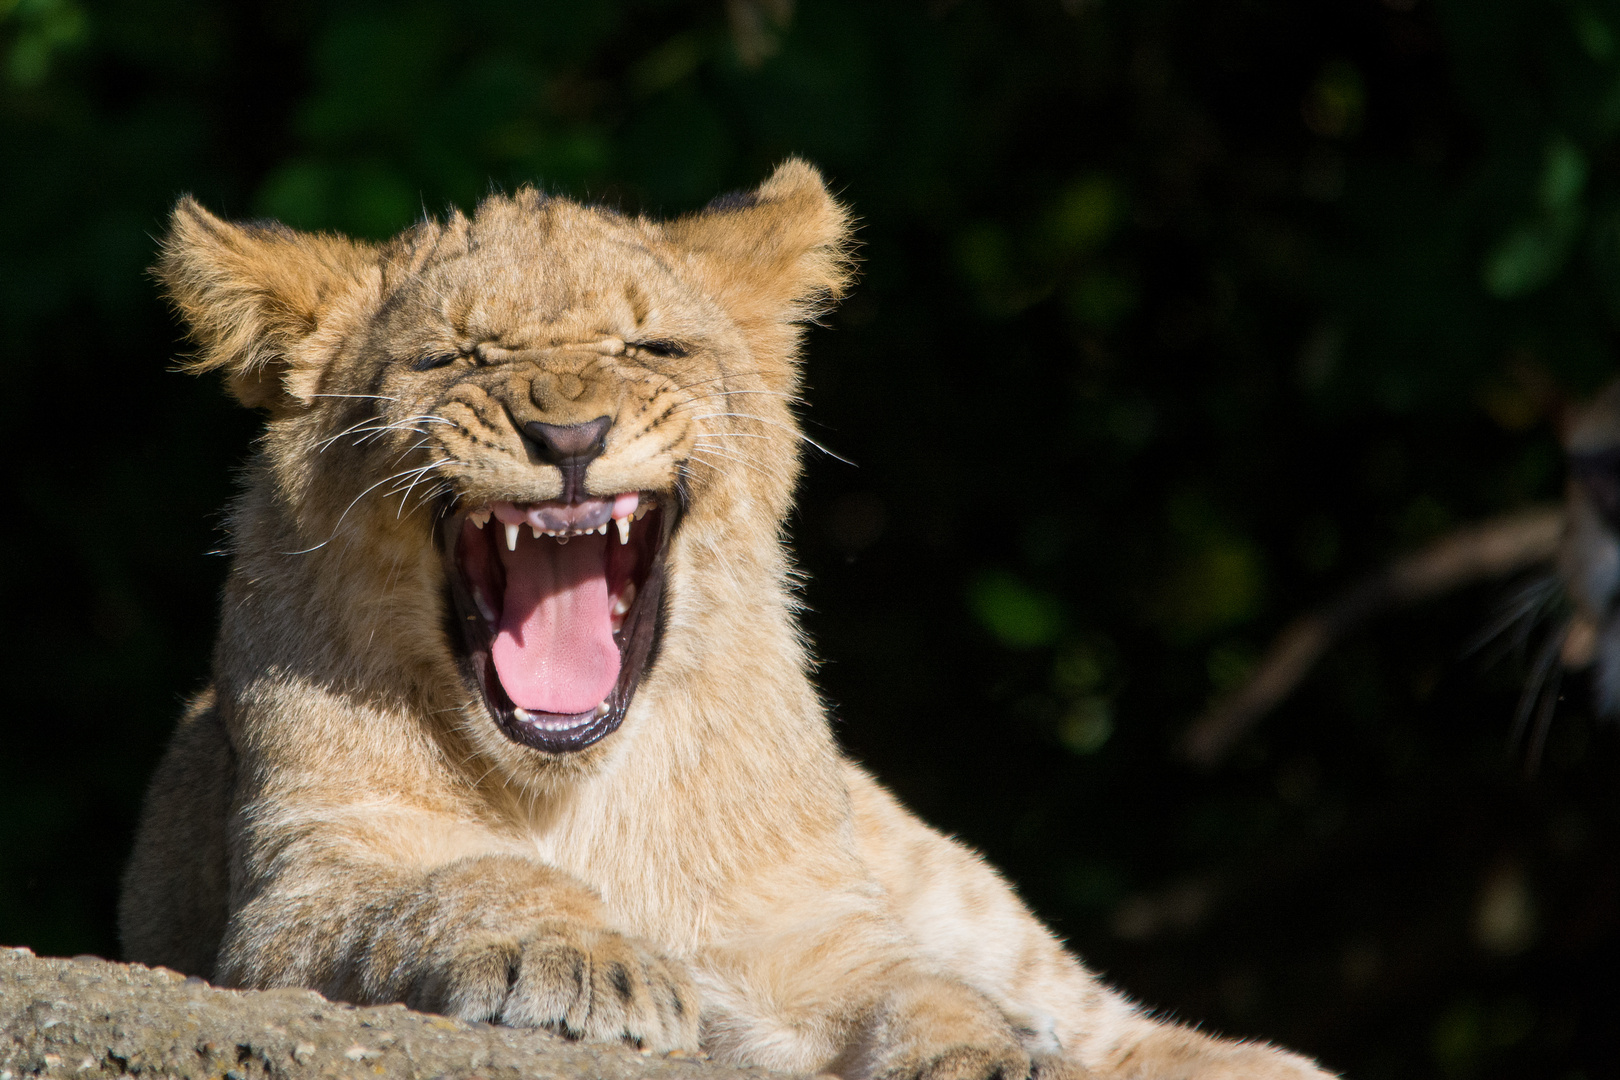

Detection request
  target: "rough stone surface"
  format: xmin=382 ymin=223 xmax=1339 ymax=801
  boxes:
xmin=0 ymin=947 xmax=796 ymax=1080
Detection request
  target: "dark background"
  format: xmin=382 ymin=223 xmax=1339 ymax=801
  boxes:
xmin=2 ymin=1 xmax=1617 ymax=1077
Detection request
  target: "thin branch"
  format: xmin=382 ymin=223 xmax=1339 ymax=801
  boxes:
xmin=1180 ymin=505 xmax=1566 ymax=766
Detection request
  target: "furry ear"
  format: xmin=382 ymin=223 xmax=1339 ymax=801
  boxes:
xmin=665 ymin=159 xmax=856 ymax=358
xmin=156 ymin=198 xmax=380 ymax=410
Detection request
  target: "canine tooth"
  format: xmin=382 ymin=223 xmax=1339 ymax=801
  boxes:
xmin=505 ymin=523 xmax=519 ymax=551
xmin=514 ymin=707 xmax=534 ymax=722
xmin=593 ymin=700 xmax=611 ymax=717
xmin=616 ymin=516 xmax=630 ymax=545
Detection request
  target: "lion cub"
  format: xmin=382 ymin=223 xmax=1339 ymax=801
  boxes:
xmin=120 ymin=161 xmax=1333 ymax=1080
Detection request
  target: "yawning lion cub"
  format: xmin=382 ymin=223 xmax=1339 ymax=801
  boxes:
xmin=120 ymin=161 xmax=1332 ymax=1080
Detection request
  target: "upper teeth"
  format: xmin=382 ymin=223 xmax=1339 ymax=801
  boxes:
xmin=471 ymin=495 xmax=649 ymax=545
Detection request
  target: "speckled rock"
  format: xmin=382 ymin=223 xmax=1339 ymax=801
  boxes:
xmin=0 ymin=946 xmax=797 ymax=1080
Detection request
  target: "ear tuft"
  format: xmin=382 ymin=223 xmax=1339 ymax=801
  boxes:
xmin=667 ymin=158 xmax=857 ymax=335
xmin=157 ymin=197 xmax=378 ymax=410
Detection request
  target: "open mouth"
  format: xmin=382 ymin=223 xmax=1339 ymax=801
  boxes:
xmin=443 ymin=491 xmax=671 ymax=753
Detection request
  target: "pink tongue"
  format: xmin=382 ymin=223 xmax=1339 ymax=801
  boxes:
xmin=492 ymin=533 xmax=620 ymax=715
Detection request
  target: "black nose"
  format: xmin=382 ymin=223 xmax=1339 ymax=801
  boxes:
xmin=524 ymin=416 xmax=611 ymax=467
xmin=523 ymin=416 xmax=611 ymax=502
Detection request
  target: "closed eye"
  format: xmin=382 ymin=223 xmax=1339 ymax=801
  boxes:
xmin=411 ymin=352 xmax=461 ymax=371
xmin=630 ymin=338 xmax=689 ymax=359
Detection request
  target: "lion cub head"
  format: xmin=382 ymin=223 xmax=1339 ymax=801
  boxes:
xmin=160 ymin=161 xmax=852 ymax=759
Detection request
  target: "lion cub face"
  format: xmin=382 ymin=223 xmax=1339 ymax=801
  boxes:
xmin=160 ymin=162 xmax=851 ymax=758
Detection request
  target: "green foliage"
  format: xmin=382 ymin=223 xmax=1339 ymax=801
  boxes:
xmin=969 ymin=570 xmax=1065 ymax=649
xmin=1 ymin=0 xmax=86 ymax=85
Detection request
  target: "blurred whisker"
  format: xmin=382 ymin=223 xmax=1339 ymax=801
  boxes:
xmin=1511 ymin=616 xmax=1569 ymax=773
xmin=1464 ymin=572 xmax=1563 ymax=666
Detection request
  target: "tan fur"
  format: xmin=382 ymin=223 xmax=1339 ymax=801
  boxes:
xmin=120 ymin=161 xmax=1334 ymax=1079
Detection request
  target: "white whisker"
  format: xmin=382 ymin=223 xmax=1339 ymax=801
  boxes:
xmin=280 ymin=465 xmax=440 ymax=555
xmin=683 ymin=388 xmax=805 ymax=406
xmin=687 ymin=448 xmax=773 ymax=480
xmin=692 ymin=412 xmax=855 ymax=466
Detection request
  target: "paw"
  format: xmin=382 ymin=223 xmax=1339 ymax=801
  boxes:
xmin=416 ymin=920 xmax=699 ymax=1051
xmin=1029 ymin=1054 xmax=1096 ymax=1080
xmin=861 ymin=975 xmax=1032 ymax=1080
xmin=1113 ymin=1031 xmax=1335 ymax=1080
xmin=1179 ymin=1046 xmax=1334 ymax=1080
xmin=881 ymin=1044 xmax=1031 ymax=1080
xmin=1009 ymin=1009 xmax=1096 ymax=1080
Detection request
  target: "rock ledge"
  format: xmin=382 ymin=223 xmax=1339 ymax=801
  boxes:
xmin=0 ymin=946 xmax=793 ymax=1080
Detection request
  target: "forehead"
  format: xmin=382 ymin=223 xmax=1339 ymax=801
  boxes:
xmin=386 ymin=198 xmax=696 ymax=337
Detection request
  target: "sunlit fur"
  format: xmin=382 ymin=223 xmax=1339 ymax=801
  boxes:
xmin=120 ymin=161 xmax=1333 ymax=1080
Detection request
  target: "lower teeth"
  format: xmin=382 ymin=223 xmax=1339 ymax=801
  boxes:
xmin=510 ymin=701 xmax=612 ymax=724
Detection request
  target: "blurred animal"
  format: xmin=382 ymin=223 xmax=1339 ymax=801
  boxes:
xmin=1552 ymin=380 xmax=1620 ymax=714
xmin=1184 ymin=378 xmax=1620 ymax=767
xmin=119 ymin=162 xmax=1332 ymax=1080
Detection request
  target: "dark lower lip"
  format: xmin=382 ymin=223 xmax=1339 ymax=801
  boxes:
xmin=440 ymin=503 xmax=673 ymax=754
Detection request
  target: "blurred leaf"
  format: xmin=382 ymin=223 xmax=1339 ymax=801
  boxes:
xmin=1045 ymin=175 xmax=1121 ymax=258
xmin=1158 ymin=540 xmax=1265 ymax=638
xmin=1057 ymin=696 xmax=1114 ymax=754
xmin=256 ymin=159 xmax=338 ymax=230
xmin=1483 ymin=219 xmax=1573 ymax=298
xmin=1431 ymin=999 xmax=1485 ymax=1077
xmin=1066 ymin=269 xmax=1136 ymax=328
xmin=255 ymin=158 xmax=417 ymax=238
xmin=1052 ymin=641 xmax=1108 ymax=697
xmin=1537 ymin=136 xmax=1587 ymax=214
xmin=3 ymin=0 xmax=85 ymax=85
xmin=954 ymin=223 xmax=1012 ymax=293
xmin=726 ymin=0 xmax=792 ymax=68
xmin=632 ymin=32 xmax=705 ymax=96
xmin=969 ymin=570 xmax=1064 ymax=649
xmin=1482 ymin=137 xmax=1588 ymax=298
xmin=1571 ymin=5 xmax=1616 ymax=61
xmin=1302 ymin=59 xmax=1364 ymax=139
